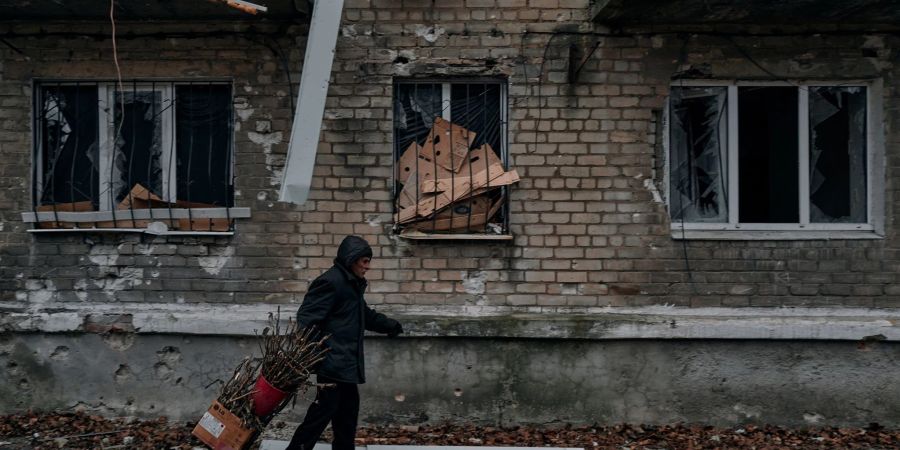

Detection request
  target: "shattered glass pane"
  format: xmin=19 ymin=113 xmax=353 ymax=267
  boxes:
xmin=112 ymin=90 xmax=164 ymax=203
xmin=669 ymin=87 xmax=728 ymax=222
xmin=393 ymin=83 xmax=443 ymax=155
xmin=176 ymin=85 xmax=233 ymax=206
xmin=39 ymin=85 xmax=99 ymax=207
xmin=738 ymin=86 xmax=798 ymax=223
xmin=809 ymin=86 xmax=867 ymax=223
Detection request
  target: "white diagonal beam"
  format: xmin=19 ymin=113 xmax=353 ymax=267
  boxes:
xmin=279 ymin=0 xmax=344 ymax=205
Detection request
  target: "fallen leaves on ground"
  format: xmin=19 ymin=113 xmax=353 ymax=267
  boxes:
xmin=351 ymin=422 xmax=900 ymax=449
xmin=2 ymin=411 xmax=899 ymax=449
xmin=0 ymin=411 xmax=200 ymax=449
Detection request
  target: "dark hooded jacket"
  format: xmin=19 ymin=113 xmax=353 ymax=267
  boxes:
xmin=296 ymin=236 xmax=400 ymax=384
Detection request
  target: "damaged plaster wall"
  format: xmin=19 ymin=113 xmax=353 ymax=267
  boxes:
xmin=2 ymin=333 xmax=899 ymax=427
xmin=1 ymin=0 xmax=898 ymax=322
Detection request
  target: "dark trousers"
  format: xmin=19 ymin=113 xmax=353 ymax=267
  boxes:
xmin=286 ymin=376 xmax=359 ymax=450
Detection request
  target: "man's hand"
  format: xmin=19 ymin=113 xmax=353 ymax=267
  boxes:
xmin=387 ymin=321 xmax=403 ymax=338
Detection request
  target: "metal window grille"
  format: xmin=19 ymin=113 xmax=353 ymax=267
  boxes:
xmin=392 ymin=79 xmax=513 ymax=235
xmin=31 ymin=80 xmax=237 ymax=232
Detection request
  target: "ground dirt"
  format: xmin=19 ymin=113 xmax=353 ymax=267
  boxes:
xmin=1 ymin=411 xmax=899 ymax=449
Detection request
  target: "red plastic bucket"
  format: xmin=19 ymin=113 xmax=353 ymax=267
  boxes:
xmin=252 ymin=374 xmax=289 ymax=417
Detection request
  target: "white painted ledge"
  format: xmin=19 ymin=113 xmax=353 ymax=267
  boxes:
xmin=1 ymin=302 xmax=897 ymax=341
xmin=21 ymin=207 xmax=251 ymax=223
xmin=671 ymin=230 xmax=884 ymax=240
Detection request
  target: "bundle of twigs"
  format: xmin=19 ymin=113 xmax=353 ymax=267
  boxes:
xmin=258 ymin=312 xmax=330 ymax=391
xmin=216 ymin=357 xmax=266 ymax=430
xmin=214 ymin=311 xmax=329 ymax=433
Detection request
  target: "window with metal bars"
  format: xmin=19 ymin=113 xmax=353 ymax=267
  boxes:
xmin=392 ymin=79 xmax=515 ymax=237
xmin=29 ymin=80 xmax=241 ymax=232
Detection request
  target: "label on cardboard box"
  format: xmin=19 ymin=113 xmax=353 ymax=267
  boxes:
xmin=198 ymin=411 xmax=226 ymax=438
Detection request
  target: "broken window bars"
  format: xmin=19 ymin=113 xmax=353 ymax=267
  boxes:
xmin=30 ymin=80 xmax=238 ymax=232
xmin=668 ymin=82 xmax=870 ymax=232
xmin=392 ymin=79 xmax=512 ymax=235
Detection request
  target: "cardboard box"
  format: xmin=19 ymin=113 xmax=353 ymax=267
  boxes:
xmin=192 ymin=400 xmax=254 ymax=450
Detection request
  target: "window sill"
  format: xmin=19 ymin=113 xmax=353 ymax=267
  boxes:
xmin=671 ymin=229 xmax=884 ymax=240
xmin=398 ymin=230 xmax=514 ymax=241
xmin=27 ymin=228 xmax=234 ymax=236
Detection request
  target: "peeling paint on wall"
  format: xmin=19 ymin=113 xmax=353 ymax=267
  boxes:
xmin=94 ymin=268 xmax=145 ymax=299
xmin=414 ymin=25 xmax=445 ymax=43
xmin=233 ymin=97 xmax=254 ymax=122
xmin=198 ymin=246 xmax=234 ymax=276
xmin=366 ymin=214 xmax=382 ymax=227
xmin=25 ymin=279 xmax=57 ymax=305
xmin=643 ymin=178 xmax=664 ymax=204
xmin=732 ymin=403 xmax=761 ymax=420
xmin=462 ymin=270 xmax=487 ymax=295
xmin=248 ymin=130 xmax=285 ymax=187
xmin=803 ymin=412 xmax=825 ymax=424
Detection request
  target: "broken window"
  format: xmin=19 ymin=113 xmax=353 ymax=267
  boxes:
xmin=112 ymin=89 xmax=166 ymax=205
xmin=31 ymin=81 xmax=237 ymax=232
xmin=38 ymin=85 xmax=100 ymax=208
xmin=669 ymin=87 xmax=728 ymax=223
xmin=668 ymin=83 xmax=871 ymax=233
xmin=392 ymin=80 xmax=516 ymax=236
xmin=809 ymin=86 xmax=867 ymax=223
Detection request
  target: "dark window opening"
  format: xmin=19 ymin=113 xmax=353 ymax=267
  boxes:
xmin=38 ymin=85 xmax=99 ymax=208
xmin=176 ymin=84 xmax=234 ymax=207
xmin=738 ymin=86 xmax=798 ymax=223
xmin=809 ymin=86 xmax=867 ymax=223
xmin=113 ymin=90 xmax=164 ymax=204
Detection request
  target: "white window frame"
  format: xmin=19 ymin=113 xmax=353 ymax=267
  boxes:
xmin=665 ymin=79 xmax=885 ymax=240
xmin=97 ymin=83 xmax=176 ymax=210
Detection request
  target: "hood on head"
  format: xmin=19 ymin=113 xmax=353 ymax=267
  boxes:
xmin=335 ymin=235 xmax=373 ymax=271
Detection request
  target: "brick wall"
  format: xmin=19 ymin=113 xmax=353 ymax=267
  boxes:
xmin=1 ymin=1 xmax=898 ymax=316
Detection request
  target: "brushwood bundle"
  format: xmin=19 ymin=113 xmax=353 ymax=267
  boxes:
xmin=257 ymin=314 xmax=330 ymax=392
xmin=196 ymin=312 xmax=329 ymax=449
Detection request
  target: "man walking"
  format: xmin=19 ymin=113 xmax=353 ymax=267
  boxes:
xmin=287 ymin=235 xmax=403 ymax=450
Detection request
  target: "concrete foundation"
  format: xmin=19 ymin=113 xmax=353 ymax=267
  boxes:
xmin=2 ymin=333 xmax=897 ymax=427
